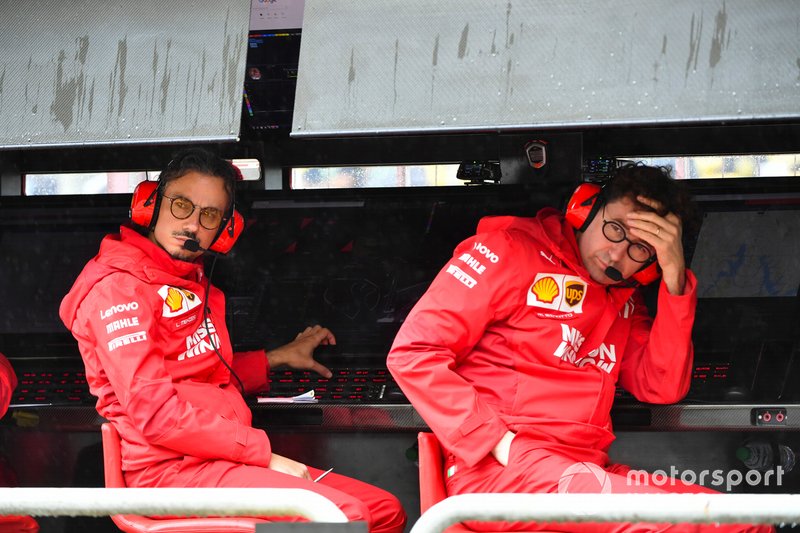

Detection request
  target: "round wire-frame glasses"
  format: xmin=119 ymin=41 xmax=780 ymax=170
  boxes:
xmin=162 ymin=195 xmax=225 ymax=230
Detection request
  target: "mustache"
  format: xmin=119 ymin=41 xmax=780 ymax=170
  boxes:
xmin=173 ymin=231 xmax=197 ymax=240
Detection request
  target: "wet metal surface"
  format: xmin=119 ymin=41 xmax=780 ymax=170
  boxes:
xmin=294 ymin=0 xmax=800 ymax=136
xmin=0 ymin=0 xmax=250 ymax=149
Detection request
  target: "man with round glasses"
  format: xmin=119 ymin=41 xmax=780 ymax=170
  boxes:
xmin=389 ymin=164 xmax=770 ymax=532
xmin=60 ymin=148 xmax=406 ymax=533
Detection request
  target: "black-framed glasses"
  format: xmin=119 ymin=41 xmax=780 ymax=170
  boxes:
xmin=601 ymin=207 xmax=654 ymax=263
xmin=162 ymin=195 xmax=225 ymax=230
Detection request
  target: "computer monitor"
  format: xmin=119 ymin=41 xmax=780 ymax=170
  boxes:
xmin=687 ymin=185 xmax=800 ymax=401
xmin=243 ymin=30 xmax=302 ymax=131
xmin=692 ymin=208 xmax=799 ymax=298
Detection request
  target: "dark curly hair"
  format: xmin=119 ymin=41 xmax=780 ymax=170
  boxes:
xmin=158 ymin=148 xmax=239 ymax=210
xmin=604 ymin=162 xmax=700 ymax=238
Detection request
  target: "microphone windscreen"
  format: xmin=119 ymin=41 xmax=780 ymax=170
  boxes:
xmin=604 ymin=266 xmax=623 ymax=282
xmin=183 ymin=239 xmax=202 ymax=252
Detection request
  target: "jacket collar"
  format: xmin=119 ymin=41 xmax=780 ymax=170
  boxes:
xmin=109 ymin=226 xmax=204 ymax=282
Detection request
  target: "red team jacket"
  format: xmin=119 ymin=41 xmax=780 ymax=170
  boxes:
xmin=60 ymin=227 xmax=272 ymax=480
xmin=388 ymin=209 xmax=697 ymax=468
xmin=0 ymin=354 xmax=17 ymax=419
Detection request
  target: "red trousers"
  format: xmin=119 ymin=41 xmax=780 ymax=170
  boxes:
xmin=127 ymin=459 xmax=406 ymax=533
xmin=445 ymin=438 xmax=774 ymax=533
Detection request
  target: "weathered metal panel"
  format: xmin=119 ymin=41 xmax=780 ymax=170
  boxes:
xmin=0 ymin=0 xmax=250 ymax=149
xmin=293 ymin=0 xmax=800 ymax=136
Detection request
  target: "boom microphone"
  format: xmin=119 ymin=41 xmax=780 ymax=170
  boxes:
xmin=604 ymin=266 xmax=623 ymax=282
xmin=183 ymin=239 xmax=220 ymax=255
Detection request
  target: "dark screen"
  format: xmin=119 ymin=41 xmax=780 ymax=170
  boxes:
xmin=691 ymin=208 xmax=799 ymax=299
xmin=0 ymin=198 xmax=126 ymax=357
xmin=0 ymin=188 xmax=533 ymax=361
xmin=216 ymin=189 xmax=533 ymax=359
xmin=243 ymin=31 xmax=302 ymax=130
xmin=686 ymin=195 xmax=800 ymax=402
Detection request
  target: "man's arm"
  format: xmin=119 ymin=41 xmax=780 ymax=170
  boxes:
xmin=619 ymin=196 xmax=697 ymax=403
xmin=266 ymin=325 xmax=334 ymax=378
xmin=0 ymin=353 xmax=17 ymax=419
xmin=231 ymin=325 xmax=334 ymax=396
xmin=387 ymin=231 xmax=523 ymax=468
xmin=616 ymin=272 xmax=697 ymax=404
xmin=230 ymin=349 xmax=269 ymax=393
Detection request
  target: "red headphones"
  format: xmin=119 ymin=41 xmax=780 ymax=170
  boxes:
xmin=565 ymin=182 xmax=660 ymax=286
xmin=130 ymin=180 xmax=244 ymax=254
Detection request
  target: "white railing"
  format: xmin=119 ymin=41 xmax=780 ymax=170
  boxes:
xmin=0 ymin=487 xmax=348 ymax=522
xmin=410 ymin=493 xmax=800 ymax=533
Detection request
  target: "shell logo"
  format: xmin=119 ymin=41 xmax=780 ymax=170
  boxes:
xmin=165 ymin=287 xmax=186 ymax=313
xmin=531 ymin=276 xmax=559 ymax=303
xmin=158 ymin=285 xmax=201 ymax=318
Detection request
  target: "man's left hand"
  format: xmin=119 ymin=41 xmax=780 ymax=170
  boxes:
xmin=266 ymin=325 xmax=334 ymax=378
xmin=626 ymin=196 xmax=686 ymax=295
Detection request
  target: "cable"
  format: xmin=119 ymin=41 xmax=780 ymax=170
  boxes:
xmin=202 ymin=254 xmax=246 ymax=395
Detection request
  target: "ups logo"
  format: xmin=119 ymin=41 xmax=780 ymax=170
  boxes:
xmin=564 ymin=281 xmax=586 ymax=307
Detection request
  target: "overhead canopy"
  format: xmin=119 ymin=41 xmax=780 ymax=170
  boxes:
xmin=0 ymin=0 xmax=250 ymax=149
xmin=293 ymin=0 xmax=800 ymax=137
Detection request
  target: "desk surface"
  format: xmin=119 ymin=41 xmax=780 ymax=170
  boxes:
xmin=5 ymin=402 xmax=800 ymax=433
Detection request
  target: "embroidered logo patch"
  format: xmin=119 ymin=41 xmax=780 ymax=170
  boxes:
xmin=531 ymin=276 xmax=559 ymax=303
xmin=158 ymin=286 xmax=202 ymax=318
xmin=564 ymin=281 xmax=586 ymax=307
xmin=527 ymin=274 xmax=587 ymax=314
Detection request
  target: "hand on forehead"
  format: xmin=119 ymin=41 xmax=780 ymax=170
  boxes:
xmin=635 ymin=195 xmax=667 ymax=216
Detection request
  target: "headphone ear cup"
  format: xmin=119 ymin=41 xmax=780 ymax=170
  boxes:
xmin=632 ymin=261 xmax=661 ymax=286
xmin=565 ymin=183 xmax=602 ymax=231
xmin=210 ymin=209 xmax=244 ymax=254
xmin=130 ymin=181 xmax=159 ymax=228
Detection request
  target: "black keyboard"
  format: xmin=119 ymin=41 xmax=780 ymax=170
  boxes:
xmin=691 ymin=362 xmax=732 ymax=389
xmin=264 ymin=367 xmax=407 ymax=403
xmin=614 ymin=362 xmax=736 ymax=402
xmin=12 ymin=370 xmax=93 ymax=407
xmin=13 ymin=362 xmax=739 ymax=407
xmin=10 ymin=367 xmax=407 ymax=407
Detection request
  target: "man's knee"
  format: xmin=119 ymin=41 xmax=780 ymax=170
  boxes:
xmin=363 ymin=492 xmax=406 ymax=533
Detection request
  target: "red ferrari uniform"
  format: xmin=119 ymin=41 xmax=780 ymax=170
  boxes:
xmin=60 ymin=226 xmax=405 ymax=533
xmin=0 ymin=354 xmax=39 ymax=532
xmin=0 ymin=355 xmax=16 ymax=420
xmin=388 ymin=210 xmax=771 ymax=533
